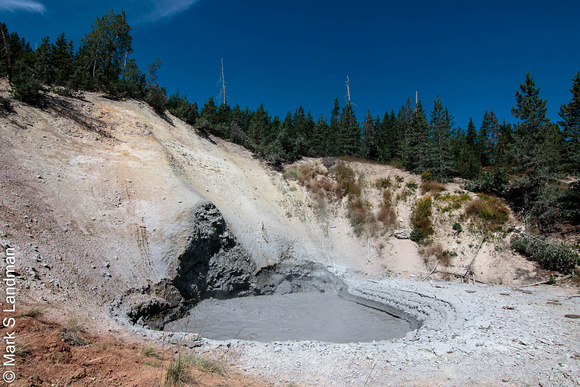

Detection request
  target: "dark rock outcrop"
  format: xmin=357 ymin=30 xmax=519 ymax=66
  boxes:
xmin=112 ymin=201 xmax=257 ymax=329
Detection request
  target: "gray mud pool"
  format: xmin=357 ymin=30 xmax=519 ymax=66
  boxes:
xmin=165 ymin=292 xmax=417 ymax=343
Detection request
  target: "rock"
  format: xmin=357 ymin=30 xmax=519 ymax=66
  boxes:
xmin=394 ymin=229 xmax=412 ymax=239
xmin=113 ymin=201 xmax=256 ymax=329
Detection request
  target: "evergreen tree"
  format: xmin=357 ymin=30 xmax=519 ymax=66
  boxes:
xmin=120 ymin=58 xmax=145 ymax=99
xmin=248 ymin=104 xmax=270 ymax=147
xmin=382 ymin=109 xmax=400 ymax=161
xmin=558 ymin=71 xmax=580 ymax=174
xmin=312 ymin=113 xmax=329 ymax=157
xmin=361 ymin=110 xmax=378 ymax=160
xmin=34 ymin=36 xmax=53 ymax=84
xmin=199 ymin=96 xmax=218 ymax=125
xmin=339 ymin=101 xmax=360 ymax=156
xmin=430 ymin=96 xmax=455 ymax=179
xmin=144 ymin=58 xmax=166 ymax=114
xmin=457 ymin=118 xmax=481 ymax=178
xmin=495 ymin=120 xmax=516 ymax=167
xmin=478 ymin=111 xmax=492 ymax=167
xmin=398 ymin=97 xmax=414 ymax=167
xmin=76 ymin=10 xmax=133 ymax=91
xmin=511 ymin=72 xmax=556 ymax=175
xmin=51 ymin=32 xmax=74 ymax=86
xmin=328 ymin=98 xmax=341 ymax=156
xmin=487 ymin=110 xmax=501 ymax=164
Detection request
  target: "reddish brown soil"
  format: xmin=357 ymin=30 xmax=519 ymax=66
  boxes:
xmin=1 ymin=311 xmax=270 ymax=386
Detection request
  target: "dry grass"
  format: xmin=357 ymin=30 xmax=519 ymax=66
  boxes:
xmin=420 ymin=179 xmax=446 ymax=195
xmin=465 ymin=194 xmax=509 ymax=232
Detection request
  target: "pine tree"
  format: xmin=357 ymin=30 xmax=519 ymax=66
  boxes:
xmin=430 ymin=96 xmax=455 ymax=180
xmin=328 ymin=98 xmax=341 ymax=156
xmin=487 ymin=110 xmax=501 ymax=164
xmin=405 ymin=100 xmax=432 ymax=173
xmin=339 ymin=101 xmax=360 ymax=156
xmin=76 ymin=10 xmax=133 ymax=91
xmin=511 ymin=72 xmax=556 ymax=174
xmin=312 ymin=113 xmax=329 ymax=157
xmin=558 ymin=71 xmax=580 ymax=174
xmin=458 ymin=118 xmax=481 ymax=178
xmin=495 ymin=120 xmax=516 ymax=167
xmin=478 ymin=111 xmax=492 ymax=167
xmin=200 ymin=96 xmax=217 ymax=125
xmin=398 ymin=97 xmax=414 ymax=168
xmin=51 ymin=32 xmax=74 ymax=86
xmin=361 ymin=110 xmax=377 ymax=160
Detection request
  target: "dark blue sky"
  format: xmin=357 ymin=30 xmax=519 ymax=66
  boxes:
xmin=3 ymin=0 xmax=579 ymax=128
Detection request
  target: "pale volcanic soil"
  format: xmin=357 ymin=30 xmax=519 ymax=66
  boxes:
xmin=0 ymin=83 xmax=579 ymax=386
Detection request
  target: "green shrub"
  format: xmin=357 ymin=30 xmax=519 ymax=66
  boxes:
xmin=511 ymin=233 xmax=580 ymax=272
xmin=452 ymin=222 xmax=463 ymax=233
xmin=406 ymin=182 xmax=418 ymax=191
xmin=411 ymin=196 xmax=434 ymax=239
xmin=375 ymin=177 xmax=392 ymax=189
xmin=435 ymin=193 xmax=471 ymax=212
xmin=465 ymin=194 xmax=509 ymax=231
xmin=11 ymin=67 xmax=44 ymax=104
xmin=464 ymin=168 xmax=509 ymax=196
xmin=410 ymin=228 xmax=425 ymax=244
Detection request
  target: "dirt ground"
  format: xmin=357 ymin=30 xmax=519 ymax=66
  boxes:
xmin=1 ymin=309 xmax=271 ymax=386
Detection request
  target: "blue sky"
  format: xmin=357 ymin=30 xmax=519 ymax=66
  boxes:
xmin=2 ymin=0 xmax=580 ymax=129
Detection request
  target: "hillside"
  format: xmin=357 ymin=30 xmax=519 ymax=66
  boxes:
xmin=1 ymin=84 xmax=579 ymax=386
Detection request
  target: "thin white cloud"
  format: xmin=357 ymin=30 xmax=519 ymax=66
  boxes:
xmin=0 ymin=0 xmax=46 ymax=13
xmin=141 ymin=0 xmax=201 ymax=23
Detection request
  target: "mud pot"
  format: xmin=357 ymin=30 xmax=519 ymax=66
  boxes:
xmin=164 ymin=260 xmax=420 ymax=343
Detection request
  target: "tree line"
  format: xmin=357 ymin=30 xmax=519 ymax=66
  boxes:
xmin=1 ymin=10 xmax=579 ymax=233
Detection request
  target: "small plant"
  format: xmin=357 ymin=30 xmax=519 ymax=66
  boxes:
xmin=435 ymin=193 xmax=471 ymax=212
xmin=406 ymin=182 xmax=418 ymax=191
xmin=438 ymin=249 xmax=457 ymax=266
xmin=420 ymin=179 xmax=446 ymax=195
xmin=547 ymin=274 xmax=556 ymax=285
xmin=411 ymin=196 xmax=434 ymax=240
xmin=511 ymin=233 xmax=580 ymax=272
xmin=453 ymin=222 xmax=463 ymax=233
xmin=395 ymin=175 xmax=404 ymax=183
xmin=19 ymin=307 xmax=43 ymax=318
xmin=282 ymin=166 xmax=299 ymax=181
xmin=347 ymin=198 xmax=372 ymax=235
xmin=375 ymin=177 xmax=392 ymax=189
xmin=165 ymin=354 xmax=191 ymax=386
xmin=410 ymin=228 xmax=425 ymax=244
xmin=141 ymin=345 xmax=158 ymax=358
xmin=58 ymin=318 xmax=87 ymax=346
xmin=465 ymin=194 xmax=509 ymax=232
xmin=421 ymin=171 xmax=433 ymax=181
xmin=184 ymin=354 xmax=228 ymax=377
xmin=15 ymin=343 xmax=31 ymax=358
